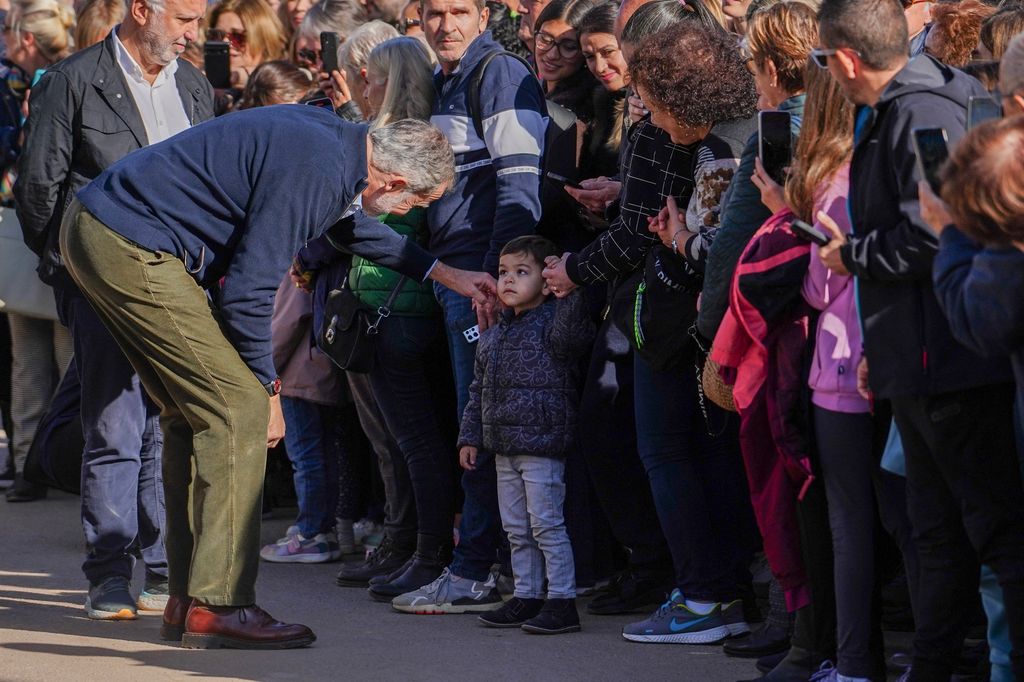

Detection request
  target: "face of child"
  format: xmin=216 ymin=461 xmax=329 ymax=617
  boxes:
xmin=498 ymin=251 xmax=550 ymax=314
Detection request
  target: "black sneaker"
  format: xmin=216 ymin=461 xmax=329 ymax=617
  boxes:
xmin=521 ymin=598 xmax=581 ymax=635
xmin=85 ymin=575 xmax=137 ymax=620
xmin=586 ymin=569 xmax=672 ymax=615
xmin=5 ymin=473 xmax=47 ymax=503
xmin=478 ymin=597 xmax=544 ymax=628
xmin=336 ymin=537 xmax=411 ymax=587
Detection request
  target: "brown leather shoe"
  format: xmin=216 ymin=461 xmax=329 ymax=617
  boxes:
xmin=181 ymin=603 xmax=316 ymax=650
xmin=160 ymin=596 xmax=194 ymax=642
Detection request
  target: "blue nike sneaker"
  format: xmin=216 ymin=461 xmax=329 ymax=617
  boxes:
xmin=622 ymin=589 xmax=729 ymax=644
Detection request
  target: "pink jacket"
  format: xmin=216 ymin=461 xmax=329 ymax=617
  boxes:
xmin=271 ymin=277 xmax=346 ymax=406
xmin=799 ymin=165 xmax=869 ymax=414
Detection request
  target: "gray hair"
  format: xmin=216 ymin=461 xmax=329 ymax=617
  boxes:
xmin=1002 ymin=33 xmax=1024 ymax=95
xmin=340 ymin=20 xmax=399 ymax=71
xmin=297 ymin=0 xmax=366 ymax=43
xmin=369 ymin=119 xmax=455 ymax=195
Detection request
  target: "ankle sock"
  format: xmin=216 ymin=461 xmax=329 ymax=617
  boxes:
xmin=684 ymin=599 xmax=717 ymax=615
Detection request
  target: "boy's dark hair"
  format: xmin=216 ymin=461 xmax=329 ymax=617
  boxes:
xmin=818 ymin=0 xmax=909 ymax=70
xmin=500 ymin=235 xmax=560 ymax=267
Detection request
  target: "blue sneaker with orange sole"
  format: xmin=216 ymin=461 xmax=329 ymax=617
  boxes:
xmin=622 ymin=589 xmax=729 ymax=644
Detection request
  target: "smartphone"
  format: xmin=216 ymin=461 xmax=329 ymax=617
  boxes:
xmin=304 ymin=96 xmax=334 ymax=109
xmin=320 ymin=31 xmax=340 ymax=74
xmin=967 ymin=95 xmax=1001 ymax=130
xmin=546 ymin=172 xmax=581 ymax=190
xmin=758 ymin=110 xmax=792 ymax=185
xmin=911 ymin=127 xmax=950 ymax=194
xmin=203 ymin=41 xmax=231 ymax=89
xmin=791 ymin=219 xmax=830 ymax=247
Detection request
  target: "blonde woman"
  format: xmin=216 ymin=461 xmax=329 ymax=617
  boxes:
xmin=73 ymin=0 xmax=124 ymax=49
xmin=1 ymin=0 xmax=75 ymax=502
xmin=208 ymin=0 xmax=287 ymax=88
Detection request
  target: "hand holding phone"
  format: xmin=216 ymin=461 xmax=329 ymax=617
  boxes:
xmin=545 ymin=172 xmax=581 ymax=190
xmin=758 ymin=111 xmax=792 ymax=185
xmin=967 ymin=95 xmax=1001 ymax=130
xmin=204 ymin=41 xmax=231 ymax=89
xmin=320 ymin=31 xmax=340 ymax=74
xmin=791 ymin=219 xmax=831 ymax=247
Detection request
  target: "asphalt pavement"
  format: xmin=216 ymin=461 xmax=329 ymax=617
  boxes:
xmin=0 ymin=489 xmax=763 ymax=682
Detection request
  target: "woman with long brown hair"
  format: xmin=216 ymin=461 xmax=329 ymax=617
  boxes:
xmin=757 ymin=61 xmax=918 ymax=682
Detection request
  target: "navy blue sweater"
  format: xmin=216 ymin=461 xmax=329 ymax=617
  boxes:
xmin=77 ymin=105 xmax=436 ymax=386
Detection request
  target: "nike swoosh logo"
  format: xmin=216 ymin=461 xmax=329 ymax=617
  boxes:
xmin=669 ymin=616 xmax=710 ymax=633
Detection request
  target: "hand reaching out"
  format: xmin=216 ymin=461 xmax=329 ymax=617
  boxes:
xmin=542 ymin=252 xmax=577 ymax=299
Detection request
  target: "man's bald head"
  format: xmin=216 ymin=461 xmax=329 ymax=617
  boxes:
xmin=1000 ymin=33 xmax=1024 ymax=115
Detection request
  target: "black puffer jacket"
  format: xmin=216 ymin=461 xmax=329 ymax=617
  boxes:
xmin=458 ymin=292 xmax=595 ymax=458
xmin=839 ymin=55 xmax=1007 ymax=398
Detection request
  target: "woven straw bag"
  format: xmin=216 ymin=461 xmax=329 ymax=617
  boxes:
xmin=702 ymin=356 xmax=737 ymax=413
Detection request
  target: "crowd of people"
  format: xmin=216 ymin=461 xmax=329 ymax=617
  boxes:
xmin=0 ymin=0 xmax=1023 ymax=676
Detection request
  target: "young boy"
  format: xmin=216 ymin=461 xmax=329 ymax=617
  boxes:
xmin=458 ymin=235 xmax=595 ymax=635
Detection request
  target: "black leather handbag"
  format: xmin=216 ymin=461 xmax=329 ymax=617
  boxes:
xmin=318 ymin=275 xmax=405 ymax=373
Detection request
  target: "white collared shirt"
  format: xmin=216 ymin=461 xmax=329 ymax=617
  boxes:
xmin=112 ymin=28 xmax=191 ymax=144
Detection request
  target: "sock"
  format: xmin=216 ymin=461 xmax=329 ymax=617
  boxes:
xmin=684 ymin=599 xmax=717 ymax=615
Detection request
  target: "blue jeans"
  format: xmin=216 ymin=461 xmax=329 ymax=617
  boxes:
xmin=496 ymin=454 xmax=575 ymax=599
xmin=434 ymin=283 xmax=502 ymax=581
xmin=368 ymin=314 xmax=456 ymax=558
xmin=633 ymin=354 xmax=753 ymax=602
xmin=54 ymin=279 xmax=166 ymax=584
xmin=280 ymin=397 xmax=341 ymax=538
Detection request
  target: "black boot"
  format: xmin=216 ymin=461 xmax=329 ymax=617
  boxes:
xmin=724 ymin=623 xmax=791 ymax=658
xmin=6 ymin=473 xmax=47 ymax=502
xmin=367 ymin=540 xmax=452 ymax=602
xmin=478 ymin=597 xmax=544 ymax=628
xmin=586 ymin=569 xmax=673 ymax=615
xmin=335 ymin=536 xmax=412 ymax=587
xmin=521 ymin=598 xmax=581 ymax=635
xmin=368 ymin=556 xmax=414 ymax=587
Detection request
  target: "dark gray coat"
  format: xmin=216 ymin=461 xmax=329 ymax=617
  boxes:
xmin=15 ymin=31 xmax=214 ymax=285
xmin=458 ymin=292 xmax=595 ymax=458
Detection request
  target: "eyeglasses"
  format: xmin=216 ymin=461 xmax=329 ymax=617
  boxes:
xmin=810 ymin=47 xmax=861 ymax=69
xmin=207 ymin=28 xmax=247 ymax=51
xmin=297 ymin=47 xmax=320 ymax=64
xmin=535 ymin=31 xmax=581 ymax=59
xmin=401 ymin=17 xmax=421 ymax=33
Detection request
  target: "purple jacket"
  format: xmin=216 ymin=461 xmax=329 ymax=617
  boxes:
xmin=800 ymin=166 xmax=869 ymax=414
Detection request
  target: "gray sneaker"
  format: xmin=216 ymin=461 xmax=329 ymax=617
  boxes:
xmin=391 ymin=567 xmax=502 ymax=614
xmin=85 ymin=576 xmax=137 ymax=620
xmin=137 ymin=575 xmax=170 ymax=612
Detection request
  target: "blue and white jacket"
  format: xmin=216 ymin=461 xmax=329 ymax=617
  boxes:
xmin=427 ymin=32 xmax=546 ymax=276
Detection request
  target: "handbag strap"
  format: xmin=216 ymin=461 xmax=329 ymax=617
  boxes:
xmin=366 ymin=276 xmax=407 ymax=335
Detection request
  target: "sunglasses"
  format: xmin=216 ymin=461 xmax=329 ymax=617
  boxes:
xmin=535 ymin=31 xmax=580 ymax=59
xmin=207 ymin=28 xmax=247 ymax=51
xmin=401 ymin=17 xmax=421 ymax=33
xmin=297 ymin=47 xmax=320 ymax=64
xmin=810 ymin=47 xmax=862 ymax=69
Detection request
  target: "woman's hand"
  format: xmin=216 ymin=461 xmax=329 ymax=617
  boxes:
xmin=289 ymin=259 xmax=315 ymax=292
xmin=565 ymin=176 xmax=621 ymax=215
xmin=918 ymin=180 xmax=954 ymax=237
xmin=231 ymin=65 xmax=253 ymax=89
xmin=751 ymin=157 xmax=788 ymax=215
xmin=817 ymin=210 xmax=850 ymax=276
xmin=319 ymin=69 xmax=352 ymax=109
xmin=627 ymin=93 xmax=648 ymax=124
xmin=541 ymin=253 xmax=577 ymax=299
xmin=648 ymin=195 xmax=687 ymax=253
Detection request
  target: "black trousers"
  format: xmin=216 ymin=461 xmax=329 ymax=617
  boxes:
xmin=894 ymin=383 xmax=1024 ymax=681
xmin=577 ymin=316 xmax=672 ymax=574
